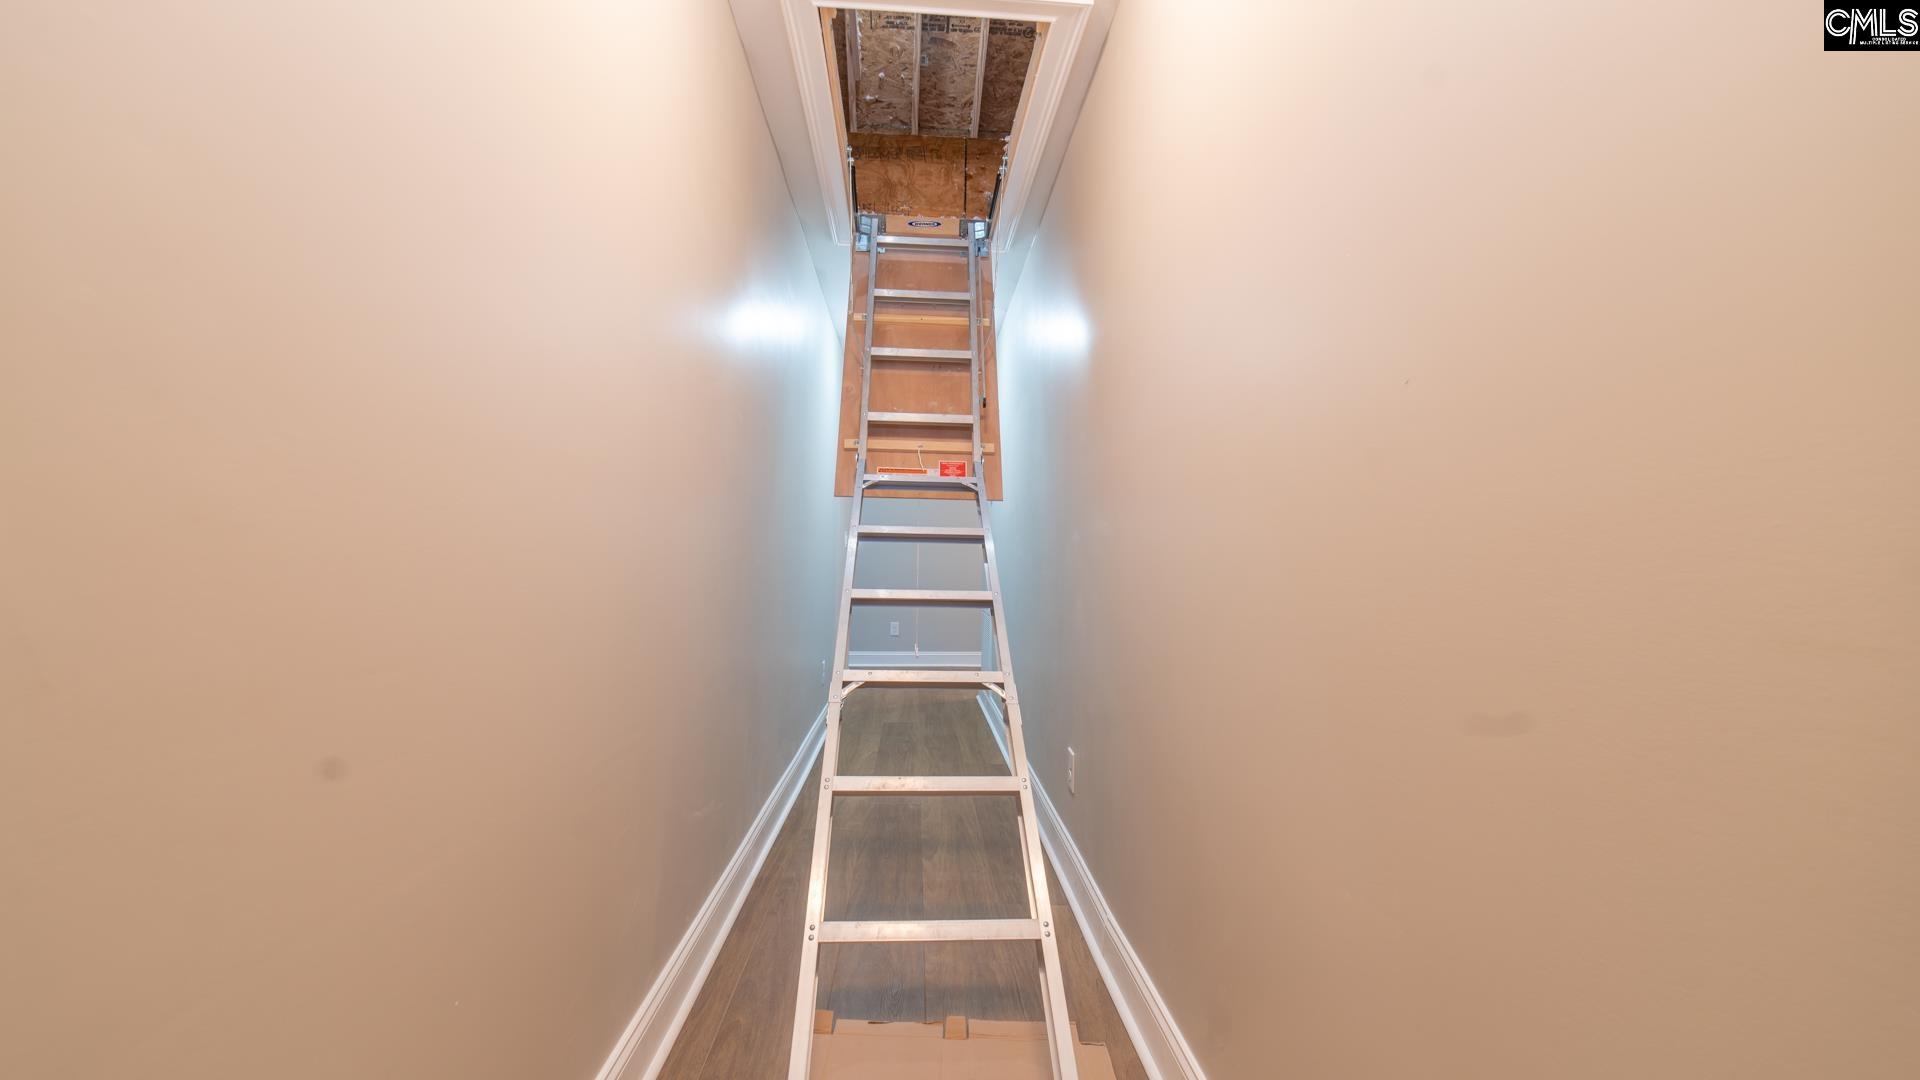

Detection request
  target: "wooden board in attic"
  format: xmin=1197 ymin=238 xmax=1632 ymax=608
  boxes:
xmin=832 ymin=9 xmax=1038 ymax=140
xmin=977 ymin=20 xmax=1038 ymax=138
xmin=828 ymin=10 xmax=853 ymax=128
xmin=846 ymin=10 xmax=917 ymax=134
xmin=851 ymin=133 xmax=1006 ymax=220
xmin=915 ymin=15 xmax=984 ymax=137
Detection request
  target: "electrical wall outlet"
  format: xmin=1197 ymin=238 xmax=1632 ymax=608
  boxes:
xmin=1066 ymin=747 xmax=1076 ymax=795
xmin=889 ymin=620 xmax=901 ymax=637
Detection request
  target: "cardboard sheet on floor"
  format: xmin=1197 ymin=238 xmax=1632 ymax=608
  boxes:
xmin=811 ymin=1015 xmax=1117 ymax=1079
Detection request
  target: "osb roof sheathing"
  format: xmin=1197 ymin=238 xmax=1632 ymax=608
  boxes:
xmin=836 ymin=9 xmax=1037 ymax=140
xmin=915 ymin=15 xmax=984 ymax=137
xmin=851 ymin=10 xmax=918 ymax=134
xmin=976 ymin=19 xmax=1036 ymax=138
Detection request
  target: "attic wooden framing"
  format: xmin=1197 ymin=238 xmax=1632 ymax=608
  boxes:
xmin=780 ymin=0 xmax=1095 ymax=251
xmin=909 ymin=14 xmax=922 ymax=135
xmin=969 ymin=18 xmax=990 ymax=136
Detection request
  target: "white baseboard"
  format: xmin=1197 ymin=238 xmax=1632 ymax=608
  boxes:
xmin=977 ymin=694 xmax=1207 ymax=1080
xmin=846 ymin=649 xmax=982 ymax=669
xmin=593 ymin=705 xmax=827 ymax=1080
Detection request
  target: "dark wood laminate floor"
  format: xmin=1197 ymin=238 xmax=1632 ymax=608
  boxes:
xmin=659 ymin=689 xmax=1148 ymax=1080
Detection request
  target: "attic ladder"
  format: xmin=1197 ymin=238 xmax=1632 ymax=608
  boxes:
xmin=788 ymin=218 xmax=1078 ymax=1079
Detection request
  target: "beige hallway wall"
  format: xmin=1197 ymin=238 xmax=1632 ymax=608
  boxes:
xmin=0 ymin=3 xmax=843 ymax=1077
xmin=990 ymin=2 xmax=1920 ymax=1077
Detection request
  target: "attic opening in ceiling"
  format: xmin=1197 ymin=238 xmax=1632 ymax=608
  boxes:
xmin=821 ymin=8 xmax=1043 ymax=226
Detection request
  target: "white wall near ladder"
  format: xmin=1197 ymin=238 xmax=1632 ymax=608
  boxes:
xmin=0 ymin=3 xmax=844 ymax=1077
xmin=990 ymin=2 xmax=1920 ymax=1078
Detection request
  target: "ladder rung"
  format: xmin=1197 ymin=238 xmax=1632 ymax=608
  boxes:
xmin=873 ymin=288 xmax=970 ymax=303
xmin=870 ymin=346 xmax=972 ymax=362
xmin=815 ymin=918 xmax=1043 ymax=943
xmin=874 ymin=234 xmax=970 ymax=248
xmin=855 ymin=525 xmax=985 ymax=540
xmin=841 ymin=668 xmax=1004 ymax=685
xmin=849 ymin=589 xmax=993 ymax=604
xmin=868 ymin=412 xmax=974 ymax=426
xmin=861 ymin=473 xmax=978 ymax=488
xmin=830 ymin=775 xmax=1023 ymax=795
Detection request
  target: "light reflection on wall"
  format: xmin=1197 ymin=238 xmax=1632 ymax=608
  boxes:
xmin=709 ymin=287 xmax=844 ymax=424
xmin=716 ymin=294 xmax=817 ymax=354
xmin=1025 ymin=306 xmax=1093 ymax=362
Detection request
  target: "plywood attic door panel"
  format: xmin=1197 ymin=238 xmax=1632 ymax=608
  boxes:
xmin=865 ymin=287 xmax=977 ymax=478
xmin=852 ymin=134 xmax=966 ymax=218
xmin=835 ymin=245 xmax=1002 ymax=501
xmin=868 ymin=362 xmax=972 ymax=418
xmin=852 ymin=136 xmax=1007 ymax=221
xmin=872 ymin=317 xmax=969 ymax=352
xmin=873 ymin=249 xmax=968 ymax=293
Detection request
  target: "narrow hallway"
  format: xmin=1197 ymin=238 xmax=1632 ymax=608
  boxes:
xmin=6 ymin=2 xmax=1917 ymax=1079
xmin=659 ymin=690 xmax=1147 ymax=1079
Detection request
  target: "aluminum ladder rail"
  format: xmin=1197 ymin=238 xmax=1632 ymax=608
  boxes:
xmin=787 ymin=221 xmax=1079 ymax=1079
